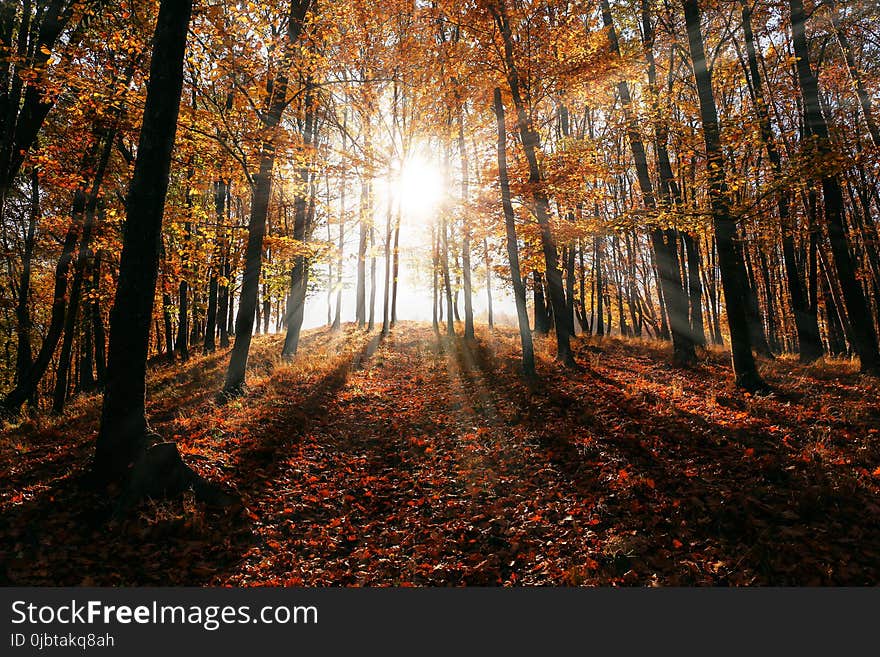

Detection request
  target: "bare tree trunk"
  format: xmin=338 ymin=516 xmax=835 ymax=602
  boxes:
xmin=391 ymin=206 xmax=401 ymax=325
xmin=52 ymin=128 xmax=114 ymax=413
xmin=441 ymin=141 xmax=455 ymax=336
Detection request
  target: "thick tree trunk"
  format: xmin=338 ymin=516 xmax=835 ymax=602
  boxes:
xmin=94 ymin=0 xmax=203 ymax=486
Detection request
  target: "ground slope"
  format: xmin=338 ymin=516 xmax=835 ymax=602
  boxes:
xmin=2 ymin=322 xmax=880 ymax=585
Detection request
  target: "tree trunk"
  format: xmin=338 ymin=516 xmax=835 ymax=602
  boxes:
xmin=494 ymin=88 xmax=535 ymax=375
xmin=458 ymin=109 xmax=474 ymax=339
xmin=3 ymin=165 xmax=90 ymax=412
xmin=224 ymin=0 xmax=312 ymax=394
xmin=683 ymin=0 xmax=765 ymax=390
xmin=391 ymin=206 xmax=401 ymax=325
xmin=788 ymin=0 xmax=880 ymax=373
xmin=356 ymin=176 xmax=369 ymax=328
xmin=490 ymin=0 xmax=573 ymax=365
xmin=204 ymin=179 xmax=226 ymax=353
xmin=533 ymin=271 xmax=550 ymax=334
xmin=483 ymin=236 xmax=494 ymax=329
xmin=610 ymin=0 xmax=695 ymax=364
xmin=14 ymin=168 xmax=38 ymax=396
xmin=595 ymin=235 xmax=604 ymax=337
xmin=94 ymin=0 xmax=199 ymax=484
xmin=826 ymin=0 xmax=880 ymax=147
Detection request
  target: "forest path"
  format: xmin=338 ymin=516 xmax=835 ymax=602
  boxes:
xmin=2 ymin=322 xmax=880 ymax=585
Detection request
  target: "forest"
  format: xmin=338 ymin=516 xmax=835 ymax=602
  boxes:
xmin=1 ymin=0 xmax=880 ymax=586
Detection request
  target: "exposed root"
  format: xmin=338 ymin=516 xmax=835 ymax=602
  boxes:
xmin=116 ymin=441 xmax=240 ymax=515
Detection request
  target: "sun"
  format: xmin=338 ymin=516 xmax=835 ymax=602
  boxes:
xmin=394 ymin=154 xmax=445 ymax=221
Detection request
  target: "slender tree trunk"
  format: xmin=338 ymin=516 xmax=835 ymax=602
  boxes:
xmin=53 ymin=129 xmax=113 ymax=413
xmin=739 ymin=0 xmax=822 ymax=361
xmin=683 ymin=0 xmax=765 ymax=390
xmin=595 ymin=235 xmax=604 ymax=337
xmin=683 ymin=233 xmax=706 ymax=348
xmin=789 ymin=0 xmax=880 ymax=373
xmin=432 ymin=224 xmax=439 ymax=332
xmin=458 ymin=109 xmax=474 ymax=339
xmin=368 ymin=223 xmax=376 ymax=331
xmin=391 ymin=206 xmax=401 ymax=325
xmin=14 ymin=168 xmax=38 ymax=392
xmin=282 ymin=90 xmax=317 ymax=356
xmin=356 ymin=177 xmax=369 ymax=327
xmin=609 ymin=0 xmax=695 ymax=364
xmin=490 ymin=0 xmax=573 ymax=365
xmin=484 ymin=236 xmax=494 ymax=329
xmin=2 ymin=148 xmax=98 ymax=411
xmin=382 ymin=161 xmax=393 ymax=335
xmin=494 ymin=88 xmax=534 ymax=375
xmin=91 ymin=250 xmax=106 ymax=384
xmin=333 ymin=110 xmax=347 ymax=330
xmin=218 ymin=253 xmax=230 ymax=348
xmin=827 ymin=0 xmax=880 ymax=147
xmin=224 ymin=0 xmax=312 ymax=393
xmin=440 ymin=148 xmax=455 ymax=336
xmin=204 ymin=179 xmax=226 ymax=353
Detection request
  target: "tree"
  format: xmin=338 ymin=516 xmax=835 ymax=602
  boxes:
xmin=788 ymin=0 xmax=880 ymax=374
xmin=682 ymin=0 xmax=765 ymax=391
xmin=494 ymin=87 xmax=534 ymax=376
xmin=223 ymin=0 xmax=313 ymax=394
xmin=93 ymin=0 xmax=231 ymax=507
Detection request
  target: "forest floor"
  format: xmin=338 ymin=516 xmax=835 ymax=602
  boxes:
xmin=2 ymin=322 xmax=880 ymax=585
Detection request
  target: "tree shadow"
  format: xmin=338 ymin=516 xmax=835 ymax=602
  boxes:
xmin=452 ymin=333 xmax=880 ymax=584
xmin=0 ymin=329 xmax=381 ymax=586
